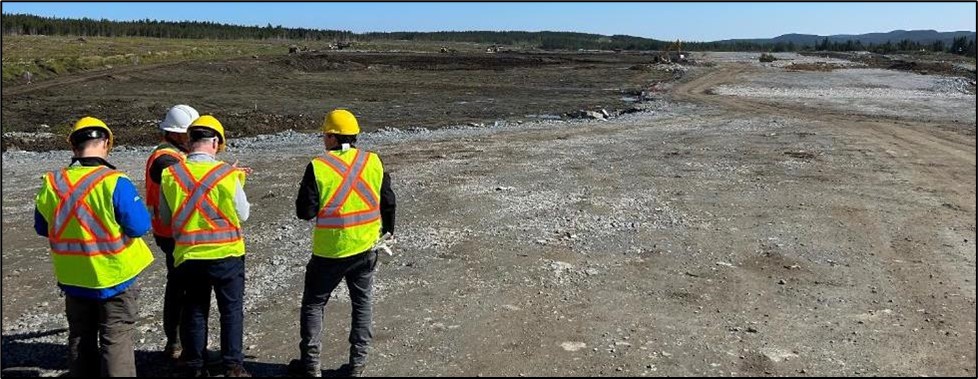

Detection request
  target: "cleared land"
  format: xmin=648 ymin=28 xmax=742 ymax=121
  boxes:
xmin=2 ymin=36 xmax=670 ymax=151
xmin=1 ymin=44 xmax=975 ymax=377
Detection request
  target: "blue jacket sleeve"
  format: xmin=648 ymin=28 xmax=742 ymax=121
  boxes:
xmin=35 ymin=208 xmax=49 ymax=237
xmin=113 ymin=177 xmax=152 ymax=237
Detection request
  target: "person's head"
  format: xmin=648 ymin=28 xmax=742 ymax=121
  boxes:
xmin=186 ymin=115 xmax=226 ymax=155
xmin=323 ymin=133 xmax=357 ymax=150
xmin=321 ymin=109 xmax=360 ymax=150
xmin=159 ymin=105 xmax=199 ymax=151
xmin=68 ymin=117 xmax=113 ymax=159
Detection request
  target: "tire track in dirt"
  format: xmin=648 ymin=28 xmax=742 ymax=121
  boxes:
xmin=2 ymin=61 xmax=185 ymax=96
xmin=672 ymin=64 xmax=977 ymax=374
xmin=673 ymin=64 xmax=975 ymax=206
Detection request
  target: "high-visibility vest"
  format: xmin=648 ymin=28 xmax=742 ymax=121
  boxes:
xmin=311 ymin=149 xmax=384 ymax=258
xmin=145 ymin=143 xmax=185 ymax=238
xmin=34 ymin=166 xmax=154 ymax=289
xmin=161 ymin=160 xmax=245 ymax=267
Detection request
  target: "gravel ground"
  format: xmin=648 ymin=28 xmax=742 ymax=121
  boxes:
xmin=713 ymin=68 xmax=976 ymax=123
xmin=2 ymin=57 xmax=975 ymax=377
xmin=691 ymin=52 xmax=863 ymax=68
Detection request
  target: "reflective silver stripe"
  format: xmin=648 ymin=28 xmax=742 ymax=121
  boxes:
xmin=318 ymin=152 xmax=361 ymax=215
xmin=319 ymin=152 xmax=350 ymax=173
xmin=170 ymin=163 xmax=235 ymax=235
xmin=176 ymin=228 xmax=242 ymax=245
xmin=51 ymin=237 xmax=129 ymax=255
xmin=51 ymin=172 xmax=72 ymax=230
xmin=51 ymin=171 xmax=70 ymax=194
xmin=318 ymin=151 xmax=368 ymax=216
xmin=169 ymin=161 xmax=196 ymax=188
xmin=317 ymin=209 xmax=381 ymax=228
xmin=353 ymin=180 xmax=379 ymax=208
xmin=198 ymin=200 xmax=230 ymax=228
xmin=74 ymin=206 xmax=112 ymax=239
xmin=168 ymin=164 xmax=199 ymax=229
xmin=51 ymin=168 xmax=114 ymax=239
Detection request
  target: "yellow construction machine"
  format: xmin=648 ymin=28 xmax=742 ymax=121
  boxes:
xmin=655 ymin=40 xmax=688 ymax=63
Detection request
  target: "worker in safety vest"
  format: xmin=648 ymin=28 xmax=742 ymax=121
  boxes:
xmin=288 ymin=109 xmax=396 ymax=377
xmin=34 ymin=116 xmax=154 ymax=377
xmin=144 ymin=104 xmax=198 ymax=361
xmin=158 ymin=115 xmax=252 ymax=377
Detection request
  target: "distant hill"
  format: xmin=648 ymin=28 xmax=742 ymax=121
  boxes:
xmin=719 ymin=30 xmax=976 ymax=46
xmin=1 ymin=13 xmax=974 ymax=54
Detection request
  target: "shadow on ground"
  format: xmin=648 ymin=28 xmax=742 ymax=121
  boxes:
xmin=0 ymin=329 xmax=342 ymax=377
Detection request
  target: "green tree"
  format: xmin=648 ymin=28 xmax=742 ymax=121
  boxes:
xmin=949 ymin=36 xmax=969 ymax=55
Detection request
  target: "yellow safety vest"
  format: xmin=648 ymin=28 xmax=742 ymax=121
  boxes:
xmin=311 ymin=149 xmax=384 ymax=258
xmin=34 ymin=166 xmax=154 ymax=289
xmin=161 ymin=160 xmax=245 ymax=267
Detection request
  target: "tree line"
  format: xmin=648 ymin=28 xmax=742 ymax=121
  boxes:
xmin=1 ymin=13 xmax=353 ymax=41
xmin=807 ymin=36 xmax=977 ymax=56
xmin=3 ymin=13 xmax=976 ymax=56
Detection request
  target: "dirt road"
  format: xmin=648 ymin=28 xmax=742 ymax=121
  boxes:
xmin=1 ymin=61 xmax=185 ymax=97
xmin=2 ymin=60 xmax=975 ymax=377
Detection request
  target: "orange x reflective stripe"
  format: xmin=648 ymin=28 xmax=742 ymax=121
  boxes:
xmin=49 ymin=167 xmax=129 ymax=256
xmin=169 ymin=162 xmax=242 ymax=245
xmin=315 ymin=151 xmax=380 ymax=229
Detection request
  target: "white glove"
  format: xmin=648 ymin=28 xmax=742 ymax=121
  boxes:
xmin=373 ymin=232 xmax=396 ymax=256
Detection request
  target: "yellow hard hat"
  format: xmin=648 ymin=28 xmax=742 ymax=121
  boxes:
xmin=322 ymin=109 xmax=360 ymax=135
xmin=188 ymin=115 xmax=226 ymax=150
xmin=68 ymin=116 xmax=114 ymax=150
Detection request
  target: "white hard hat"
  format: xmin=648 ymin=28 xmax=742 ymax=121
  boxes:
xmin=159 ymin=105 xmax=200 ymax=133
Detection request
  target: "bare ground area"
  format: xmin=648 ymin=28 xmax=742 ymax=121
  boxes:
xmin=2 ymin=53 xmax=976 ymax=377
xmin=1 ymin=51 xmax=668 ymax=152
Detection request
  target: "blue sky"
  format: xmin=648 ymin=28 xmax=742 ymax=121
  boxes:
xmin=2 ymin=2 xmax=975 ymax=41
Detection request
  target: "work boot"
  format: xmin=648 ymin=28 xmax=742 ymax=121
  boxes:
xmin=287 ymin=359 xmax=321 ymax=377
xmin=225 ymin=364 xmax=252 ymax=377
xmin=337 ymin=363 xmax=365 ymax=378
xmin=163 ymin=341 xmax=183 ymax=362
xmin=182 ymin=367 xmax=208 ymax=377
xmin=175 ymin=349 xmax=220 ymax=371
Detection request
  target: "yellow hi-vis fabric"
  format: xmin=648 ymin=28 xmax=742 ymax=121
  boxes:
xmin=311 ymin=149 xmax=383 ymax=258
xmin=34 ymin=166 xmax=154 ymax=289
xmin=161 ymin=160 xmax=245 ymax=267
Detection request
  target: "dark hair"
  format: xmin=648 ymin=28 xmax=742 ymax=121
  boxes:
xmin=69 ymin=127 xmax=108 ymax=149
xmin=188 ymin=127 xmax=218 ymax=142
xmin=331 ymin=134 xmax=357 ymax=145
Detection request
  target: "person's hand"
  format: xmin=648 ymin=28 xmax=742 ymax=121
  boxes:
xmin=233 ymin=160 xmax=254 ymax=175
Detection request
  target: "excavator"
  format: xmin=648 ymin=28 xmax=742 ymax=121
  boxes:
xmin=655 ymin=40 xmax=688 ymax=63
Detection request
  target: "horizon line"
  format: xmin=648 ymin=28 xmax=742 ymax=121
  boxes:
xmin=2 ymin=11 xmax=975 ymax=43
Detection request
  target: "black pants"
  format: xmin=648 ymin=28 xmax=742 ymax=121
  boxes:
xmin=65 ymin=287 xmax=139 ymax=377
xmin=299 ymin=250 xmax=377 ymax=369
xmin=154 ymin=235 xmax=183 ymax=347
xmin=178 ymin=256 xmax=245 ymax=370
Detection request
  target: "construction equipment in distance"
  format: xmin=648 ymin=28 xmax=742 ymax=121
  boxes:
xmin=654 ymin=40 xmax=688 ymax=63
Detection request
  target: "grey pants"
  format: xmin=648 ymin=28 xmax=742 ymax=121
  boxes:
xmin=299 ymin=250 xmax=377 ymax=369
xmin=65 ymin=286 xmax=139 ymax=377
